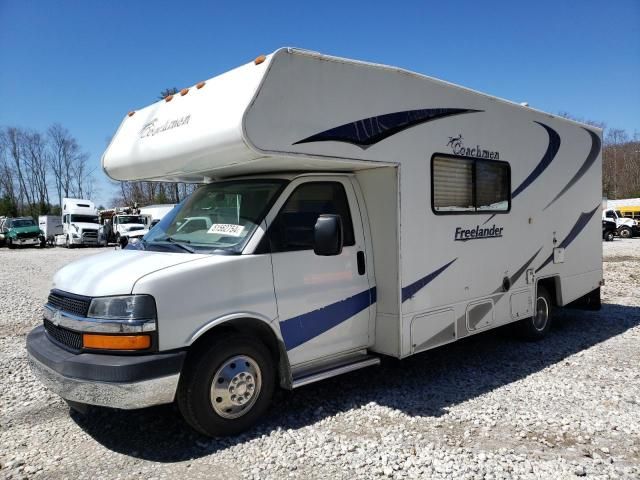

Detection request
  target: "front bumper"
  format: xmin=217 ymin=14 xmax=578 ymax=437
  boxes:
xmin=26 ymin=326 xmax=186 ymax=409
xmin=14 ymin=237 xmax=39 ymax=245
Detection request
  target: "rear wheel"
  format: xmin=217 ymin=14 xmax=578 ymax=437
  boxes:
xmin=517 ymin=285 xmax=552 ymax=341
xmin=618 ymin=226 xmax=632 ymax=238
xmin=177 ymin=334 xmax=275 ymax=437
xmin=7 ymin=238 xmax=15 ymax=249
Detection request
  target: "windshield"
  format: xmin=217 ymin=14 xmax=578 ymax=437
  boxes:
xmin=70 ymin=215 xmax=99 ymax=224
xmin=144 ymin=179 xmax=286 ymax=253
xmin=118 ymin=215 xmax=145 ymax=224
xmin=10 ymin=218 xmax=36 ymax=228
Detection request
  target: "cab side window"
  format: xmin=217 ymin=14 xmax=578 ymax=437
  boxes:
xmin=268 ymin=182 xmax=355 ymax=253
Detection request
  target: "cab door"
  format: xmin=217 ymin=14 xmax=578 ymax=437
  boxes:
xmin=265 ymin=177 xmax=374 ymax=366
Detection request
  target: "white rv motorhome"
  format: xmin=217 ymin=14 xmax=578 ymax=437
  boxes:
xmin=60 ymin=198 xmax=101 ymax=247
xmin=27 ymin=49 xmax=603 ymax=437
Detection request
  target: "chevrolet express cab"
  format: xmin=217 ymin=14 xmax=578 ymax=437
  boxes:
xmin=27 ymin=48 xmax=604 ymax=437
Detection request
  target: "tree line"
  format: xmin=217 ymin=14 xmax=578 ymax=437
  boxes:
xmin=558 ymin=113 xmax=640 ymax=200
xmin=0 ymin=125 xmax=95 ymax=217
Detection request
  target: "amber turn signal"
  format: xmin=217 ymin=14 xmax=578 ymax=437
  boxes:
xmin=83 ymin=334 xmax=151 ymax=350
xmin=254 ymin=55 xmax=266 ymax=65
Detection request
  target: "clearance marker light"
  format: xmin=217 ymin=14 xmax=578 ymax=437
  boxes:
xmin=196 ymin=81 xmax=206 ymax=89
xmin=180 ymin=88 xmax=189 ymax=96
xmin=165 ymin=94 xmax=174 ymax=102
xmin=254 ymin=55 xmax=266 ymax=65
xmin=127 ymin=111 xmax=136 ymax=117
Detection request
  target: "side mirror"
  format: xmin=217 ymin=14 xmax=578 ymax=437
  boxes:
xmin=314 ymin=214 xmax=343 ymax=256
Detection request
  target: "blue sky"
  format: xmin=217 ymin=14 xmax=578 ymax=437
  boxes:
xmin=1 ymin=0 xmax=638 ymax=206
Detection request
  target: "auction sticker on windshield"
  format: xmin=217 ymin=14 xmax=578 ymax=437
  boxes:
xmin=207 ymin=224 xmax=245 ymax=237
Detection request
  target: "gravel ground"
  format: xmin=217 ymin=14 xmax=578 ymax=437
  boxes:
xmin=1 ymin=241 xmax=639 ymax=480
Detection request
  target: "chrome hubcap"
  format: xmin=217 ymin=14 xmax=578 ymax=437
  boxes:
xmin=533 ymin=296 xmax=549 ymax=331
xmin=210 ymin=355 xmax=261 ymax=419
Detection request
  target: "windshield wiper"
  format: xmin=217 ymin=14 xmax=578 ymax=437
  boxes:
xmin=154 ymin=236 xmax=196 ymax=253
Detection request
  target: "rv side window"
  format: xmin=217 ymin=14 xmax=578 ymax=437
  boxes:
xmin=269 ymin=182 xmax=355 ymax=253
xmin=432 ymin=155 xmax=510 ymax=214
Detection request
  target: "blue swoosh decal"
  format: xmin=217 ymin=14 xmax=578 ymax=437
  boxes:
xmin=535 ymin=205 xmax=600 ymax=273
xmin=294 ymin=108 xmax=482 ymax=149
xmin=544 ymin=128 xmax=601 ymax=210
xmin=402 ymin=258 xmax=457 ymax=302
xmin=512 ymin=122 xmax=561 ymax=199
xmin=492 ymin=247 xmax=542 ymax=294
xmin=280 ymin=287 xmax=376 ymax=350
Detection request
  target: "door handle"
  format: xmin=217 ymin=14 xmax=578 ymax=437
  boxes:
xmin=357 ymin=251 xmax=366 ymax=275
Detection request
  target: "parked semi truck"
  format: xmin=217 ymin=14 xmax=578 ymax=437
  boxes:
xmin=27 ymin=48 xmax=603 ymax=437
xmin=58 ymin=198 xmax=101 ymax=248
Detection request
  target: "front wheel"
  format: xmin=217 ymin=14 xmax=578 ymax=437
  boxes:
xmin=605 ymin=231 xmax=615 ymax=242
xmin=517 ymin=285 xmax=552 ymax=341
xmin=7 ymin=238 xmax=15 ymax=249
xmin=618 ymin=226 xmax=632 ymax=239
xmin=177 ymin=334 xmax=275 ymax=437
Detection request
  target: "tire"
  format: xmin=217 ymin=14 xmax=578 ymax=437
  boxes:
xmin=7 ymin=238 xmax=15 ymax=249
xmin=517 ymin=285 xmax=553 ymax=341
xmin=618 ymin=226 xmax=632 ymax=239
xmin=605 ymin=231 xmax=615 ymax=242
xmin=177 ymin=334 xmax=275 ymax=437
xmin=65 ymin=236 xmax=71 ymax=249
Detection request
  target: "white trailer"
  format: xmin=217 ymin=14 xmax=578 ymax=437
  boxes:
xmin=39 ymin=215 xmax=64 ymax=245
xmin=28 ymin=48 xmax=603 ymax=437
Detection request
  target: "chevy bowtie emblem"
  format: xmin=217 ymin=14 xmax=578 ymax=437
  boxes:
xmin=53 ymin=309 xmax=62 ymax=327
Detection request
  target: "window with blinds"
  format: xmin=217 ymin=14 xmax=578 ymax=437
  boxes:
xmin=432 ymin=155 xmax=510 ymax=214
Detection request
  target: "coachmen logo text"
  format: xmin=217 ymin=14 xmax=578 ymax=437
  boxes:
xmin=455 ymin=224 xmax=504 ymax=241
xmin=447 ymin=134 xmax=500 ymax=160
xmin=140 ymin=115 xmax=191 ymax=139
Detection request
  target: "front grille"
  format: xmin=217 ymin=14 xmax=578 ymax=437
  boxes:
xmin=17 ymin=231 xmax=39 ymax=239
xmin=47 ymin=291 xmax=90 ymax=317
xmin=82 ymin=230 xmax=98 ymax=240
xmin=44 ymin=318 xmax=82 ymax=350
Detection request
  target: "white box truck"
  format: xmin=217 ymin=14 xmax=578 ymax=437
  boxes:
xmin=27 ymin=48 xmax=603 ymax=437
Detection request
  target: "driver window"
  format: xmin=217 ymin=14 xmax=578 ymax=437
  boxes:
xmin=268 ymin=182 xmax=355 ymax=253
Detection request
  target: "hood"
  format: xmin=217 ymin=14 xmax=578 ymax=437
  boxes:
xmin=9 ymin=225 xmax=40 ymax=235
xmin=121 ymin=229 xmax=148 ymax=238
xmin=71 ymin=222 xmax=100 ymax=231
xmin=52 ymin=250 xmax=209 ymax=297
xmin=121 ymin=224 xmax=145 ymax=232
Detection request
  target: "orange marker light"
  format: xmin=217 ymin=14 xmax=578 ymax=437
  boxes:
xmin=83 ymin=334 xmax=151 ymax=351
xmin=196 ymin=81 xmax=206 ymax=89
xmin=165 ymin=94 xmax=174 ymax=102
xmin=254 ymin=55 xmax=266 ymax=65
xmin=180 ymin=88 xmax=189 ymax=96
xmin=127 ymin=111 xmax=136 ymax=117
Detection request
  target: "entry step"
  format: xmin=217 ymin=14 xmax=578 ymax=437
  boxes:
xmin=291 ymin=352 xmax=380 ymax=389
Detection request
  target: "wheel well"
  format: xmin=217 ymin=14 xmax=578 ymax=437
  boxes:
xmin=537 ymin=277 xmax=560 ymax=306
xmin=188 ymin=318 xmax=291 ymax=389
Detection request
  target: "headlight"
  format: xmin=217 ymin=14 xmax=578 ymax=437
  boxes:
xmin=88 ymin=295 xmax=157 ymax=321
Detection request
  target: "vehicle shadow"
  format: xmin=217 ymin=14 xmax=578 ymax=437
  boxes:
xmin=72 ymin=303 xmax=640 ymax=462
